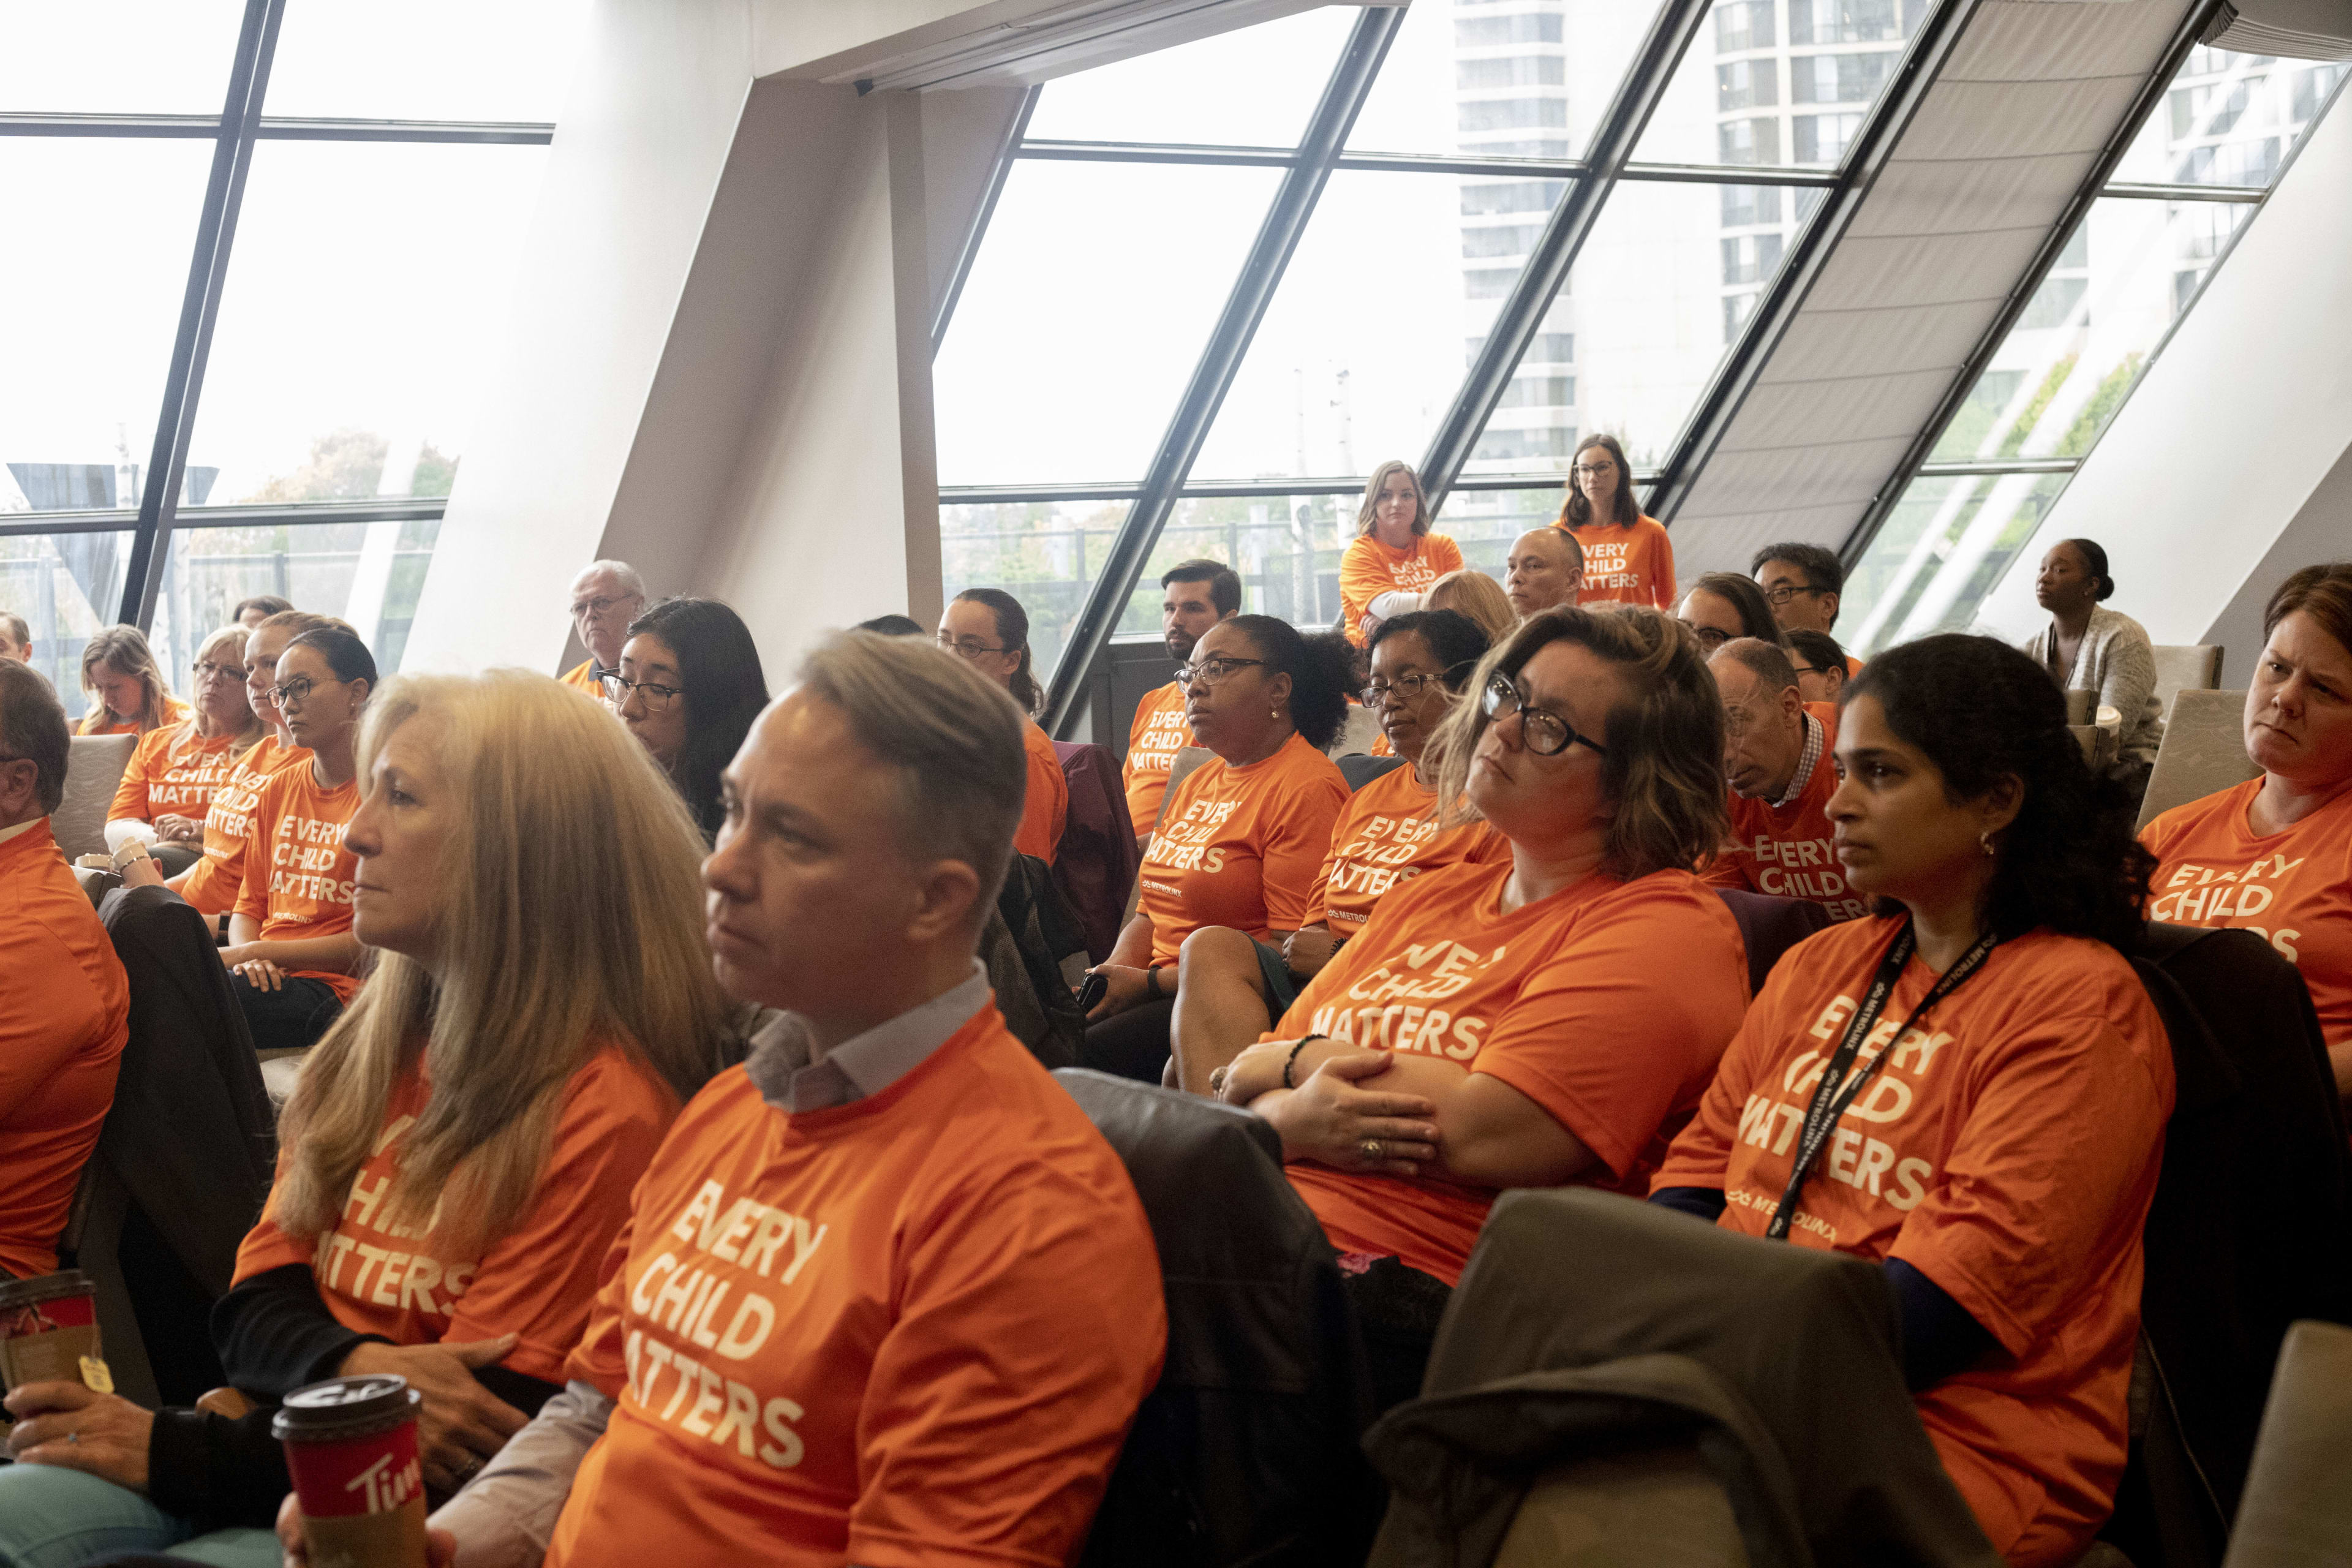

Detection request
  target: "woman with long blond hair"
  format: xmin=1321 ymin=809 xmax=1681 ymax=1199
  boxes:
xmin=1556 ymin=434 xmax=1675 ymax=610
xmin=102 ymin=624 xmax=263 ymax=867
xmin=1338 ymin=460 xmax=1464 ymax=647
xmin=0 ymin=670 xmax=740 ymax=1559
xmin=76 ymin=624 xmax=189 ymax=735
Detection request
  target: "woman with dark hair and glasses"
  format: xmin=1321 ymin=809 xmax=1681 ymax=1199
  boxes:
xmin=1213 ymin=605 xmax=1749 ymax=1408
xmin=1654 ymin=633 xmax=2171 ymax=1568
xmin=1083 ymin=616 xmax=1355 ymax=1082
xmin=938 ymin=587 xmax=1068 ymax=864
xmin=1557 ymin=434 xmax=1675 ymax=610
xmin=218 ymin=625 xmax=378 ymax=1052
xmin=1676 ymin=570 xmax=1784 ymax=654
xmin=605 ymin=597 xmax=769 ymax=845
xmin=1169 ymin=611 xmax=1506 ymax=1091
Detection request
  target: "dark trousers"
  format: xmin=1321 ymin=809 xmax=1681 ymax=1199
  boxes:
xmin=230 ymin=973 xmax=344 ymax=1054
xmin=1081 ymin=997 xmax=1175 ymax=1083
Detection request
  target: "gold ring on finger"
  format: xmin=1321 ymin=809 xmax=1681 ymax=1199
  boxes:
xmin=1360 ymin=1138 xmax=1382 ymax=1162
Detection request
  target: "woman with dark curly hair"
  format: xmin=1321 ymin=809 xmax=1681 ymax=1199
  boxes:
xmin=1083 ymin=616 xmax=1355 ymax=1081
xmin=1653 ymin=633 xmax=2173 ymax=1568
xmin=1214 ymin=605 xmax=1749 ymax=1407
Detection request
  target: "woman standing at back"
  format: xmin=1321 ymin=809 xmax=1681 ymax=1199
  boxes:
xmin=1339 ymin=461 xmax=1464 ymax=646
xmin=1558 ymin=434 xmax=1675 ymax=611
xmin=939 ymin=588 xmax=1068 ymax=864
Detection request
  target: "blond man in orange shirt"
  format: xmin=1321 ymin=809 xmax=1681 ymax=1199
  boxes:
xmin=326 ymin=632 xmax=1165 ymax=1568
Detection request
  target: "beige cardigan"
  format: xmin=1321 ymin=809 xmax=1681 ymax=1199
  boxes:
xmin=2018 ymin=605 xmax=2164 ymax=772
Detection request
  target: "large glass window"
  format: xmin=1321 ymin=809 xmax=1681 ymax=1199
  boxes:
xmin=1022 ymin=8 xmax=1357 ymax=148
xmin=1 ymin=0 xmax=579 ymax=675
xmin=1632 ymin=0 xmax=1926 ymax=167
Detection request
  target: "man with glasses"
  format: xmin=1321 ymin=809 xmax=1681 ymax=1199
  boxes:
xmin=1785 ymin=628 xmax=1852 ymax=706
xmin=1503 ymin=530 xmax=1583 ymax=622
xmin=1751 ymin=543 xmax=1864 ymax=676
xmin=1125 ymin=559 xmax=1240 ymax=850
xmin=1697 ymin=637 xmax=1864 ymax=921
xmin=561 ymin=560 xmax=648 ymax=697
xmin=0 ymin=657 xmax=130 ymax=1280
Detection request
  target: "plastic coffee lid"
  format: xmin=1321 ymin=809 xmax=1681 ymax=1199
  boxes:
xmin=273 ymin=1375 xmax=423 ymax=1443
xmin=0 ymin=1270 xmax=96 ymax=1313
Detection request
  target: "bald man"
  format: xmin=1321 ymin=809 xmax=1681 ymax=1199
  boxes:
xmin=1503 ymin=529 xmax=1583 ymax=620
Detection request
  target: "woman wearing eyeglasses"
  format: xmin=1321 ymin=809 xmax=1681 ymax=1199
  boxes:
xmin=219 ymin=627 xmax=377 ymax=1052
xmin=1212 ymin=605 xmax=1748 ymax=1409
xmin=1676 ymin=570 xmax=1785 ymax=655
xmin=606 ymin=597 xmax=769 ymax=845
xmin=1557 ymin=434 xmax=1675 ymax=611
xmin=1653 ymin=635 xmax=2169 ymax=1568
xmin=1084 ymin=617 xmax=1356 ymax=1081
xmin=102 ymin=625 xmax=263 ymax=870
xmin=939 ymin=588 xmax=1068 ymax=865
xmin=1168 ymin=611 xmax=1507 ymax=1093
xmin=1338 ymin=461 xmax=1464 ymax=647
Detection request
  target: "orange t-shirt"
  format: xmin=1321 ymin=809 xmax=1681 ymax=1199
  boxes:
xmin=1278 ymin=860 xmax=1748 ymax=1285
xmin=1340 ymin=532 xmax=1466 ymax=646
xmin=235 ymin=1047 xmax=679 ymax=1384
xmin=107 ymin=722 xmax=246 ymax=823
xmin=1138 ymin=731 xmax=1349 ymax=965
xmin=178 ymin=736 xmax=308 ymax=916
xmin=1122 ymin=680 xmax=1193 ymax=835
xmin=1567 ymin=514 xmax=1676 ymax=609
xmin=543 ymin=1003 xmax=1165 ymax=1568
xmin=2141 ymin=777 xmax=2352 ymax=1050
xmin=1654 ymin=919 xmax=2173 ymax=1567
xmin=1305 ymin=763 xmax=1510 ymax=933
xmin=1700 ymin=704 xmax=1868 ymax=920
xmin=1015 ymin=720 xmax=1069 ymax=865
xmin=560 ymin=658 xmax=603 ymax=694
xmin=233 ymin=762 xmax=363 ymax=1001
xmin=77 ymin=694 xmax=194 ymax=736
xmin=0 ymin=820 xmax=130 ymax=1278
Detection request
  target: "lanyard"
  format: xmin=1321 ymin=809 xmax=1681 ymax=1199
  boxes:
xmin=1765 ymin=920 xmax=1998 ymax=1242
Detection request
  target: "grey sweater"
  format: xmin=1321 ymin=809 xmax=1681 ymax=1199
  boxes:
xmin=2018 ymin=605 xmax=2164 ymax=772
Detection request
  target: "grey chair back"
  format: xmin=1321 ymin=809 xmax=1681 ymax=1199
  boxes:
xmin=2150 ymin=644 xmax=2223 ymax=725
xmin=2220 ymin=1319 xmax=2352 ymax=1568
xmin=2138 ymin=688 xmax=2260 ymax=831
xmin=1336 ymin=753 xmax=1406 ymax=792
xmin=52 ymin=733 xmax=137 ymax=860
xmin=1327 ymin=705 xmax=1381 ymax=758
xmin=1153 ymin=745 xmax=1215 ymax=837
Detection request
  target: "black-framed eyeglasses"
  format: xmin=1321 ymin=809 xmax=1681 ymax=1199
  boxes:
xmin=1177 ymin=655 xmax=1270 ymax=689
xmin=267 ymin=674 xmax=346 ymax=709
xmin=1363 ymin=663 xmax=1471 ymax=708
xmin=601 ymin=673 xmax=684 ymax=711
xmin=192 ymin=660 xmax=242 ymax=683
xmin=1572 ymin=462 xmax=1615 ymax=478
xmin=1762 ymin=584 xmax=1825 ymax=607
xmin=570 ymin=594 xmax=639 ymax=619
xmin=935 ymin=634 xmax=1011 ymax=661
xmin=1685 ymin=623 xmax=1734 ymax=651
xmin=1482 ymin=671 xmax=1607 ymax=758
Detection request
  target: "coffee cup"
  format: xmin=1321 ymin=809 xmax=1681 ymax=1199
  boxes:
xmin=275 ymin=1374 xmax=429 ymax=1568
xmin=0 ymin=1271 xmax=101 ymax=1391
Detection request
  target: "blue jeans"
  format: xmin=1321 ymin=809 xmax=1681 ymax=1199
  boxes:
xmin=0 ymin=1464 xmax=277 ymax=1568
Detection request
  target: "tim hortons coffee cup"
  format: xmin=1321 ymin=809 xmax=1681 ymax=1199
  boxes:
xmin=0 ymin=1271 xmax=102 ymax=1392
xmin=274 ymin=1375 xmax=429 ymax=1568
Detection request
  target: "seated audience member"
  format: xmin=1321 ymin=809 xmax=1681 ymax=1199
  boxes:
xmin=853 ymin=613 xmax=925 ymax=636
xmin=1503 ymin=528 xmax=1583 ymax=620
xmin=76 ymin=624 xmax=189 ymax=736
xmin=338 ymin=632 xmax=1167 ymax=1568
xmin=1126 ymin=559 xmax=1240 ymax=846
xmin=560 ymin=560 xmax=647 ymax=694
xmin=1170 ymin=611 xmax=1506 ymax=1091
xmin=232 ymin=595 xmax=294 ymax=630
xmin=1085 ymin=617 xmax=1354 ymax=1081
xmin=940 ymin=587 xmax=1068 ymax=865
xmin=0 ymin=609 xmax=31 ymax=662
xmin=1786 ymin=627 xmax=1852 ymax=706
xmin=103 ymin=624 xmax=262 ymax=858
xmin=1752 ymin=542 xmax=1864 ymax=675
xmin=1425 ymin=567 xmax=1516 ymax=646
xmin=1700 ymin=638 xmax=1865 ymax=920
xmin=1340 ymin=461 xmax=1464 ymax=646
xmin=169 ymin=611 xmax=341 ymax=919
xmin=2143 ymin=562 xmax=2352 ymax=1101
xmin=0 ymin=660 xmax=130 ymax=1280
xmin=1213 ymin=605 xmax=1747 ymax=1406
xmin=2021 ymin=537 xmax=2162 ymax=791
xmin=1559 ymin=435 xmax=1675 ymax=609
xmin=1 ymin=670 xmax=733 ymax=1559
xmin=1653 ymin=633 xmax=2171 ymax=1568
xmin=1677 ymin=571 xmax=1784 ymax=654
xmin=222 ymin=627 xmax=377 ymax=1052
xmin=606 ymin=596 xmax=769 ymax=845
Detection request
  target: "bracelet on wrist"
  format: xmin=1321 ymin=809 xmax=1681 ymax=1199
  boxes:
xmin=1145 ymin=964 xmax=1167 ymax=1001
xmin=1281 ymin=1034 xmax=1329 ymax=1091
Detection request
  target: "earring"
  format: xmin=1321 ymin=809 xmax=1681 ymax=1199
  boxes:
xmin=1270 ymin=706 xmax=1280 ymax=719
xmin=1980 ymin=830 xmax=1997 ymax=857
